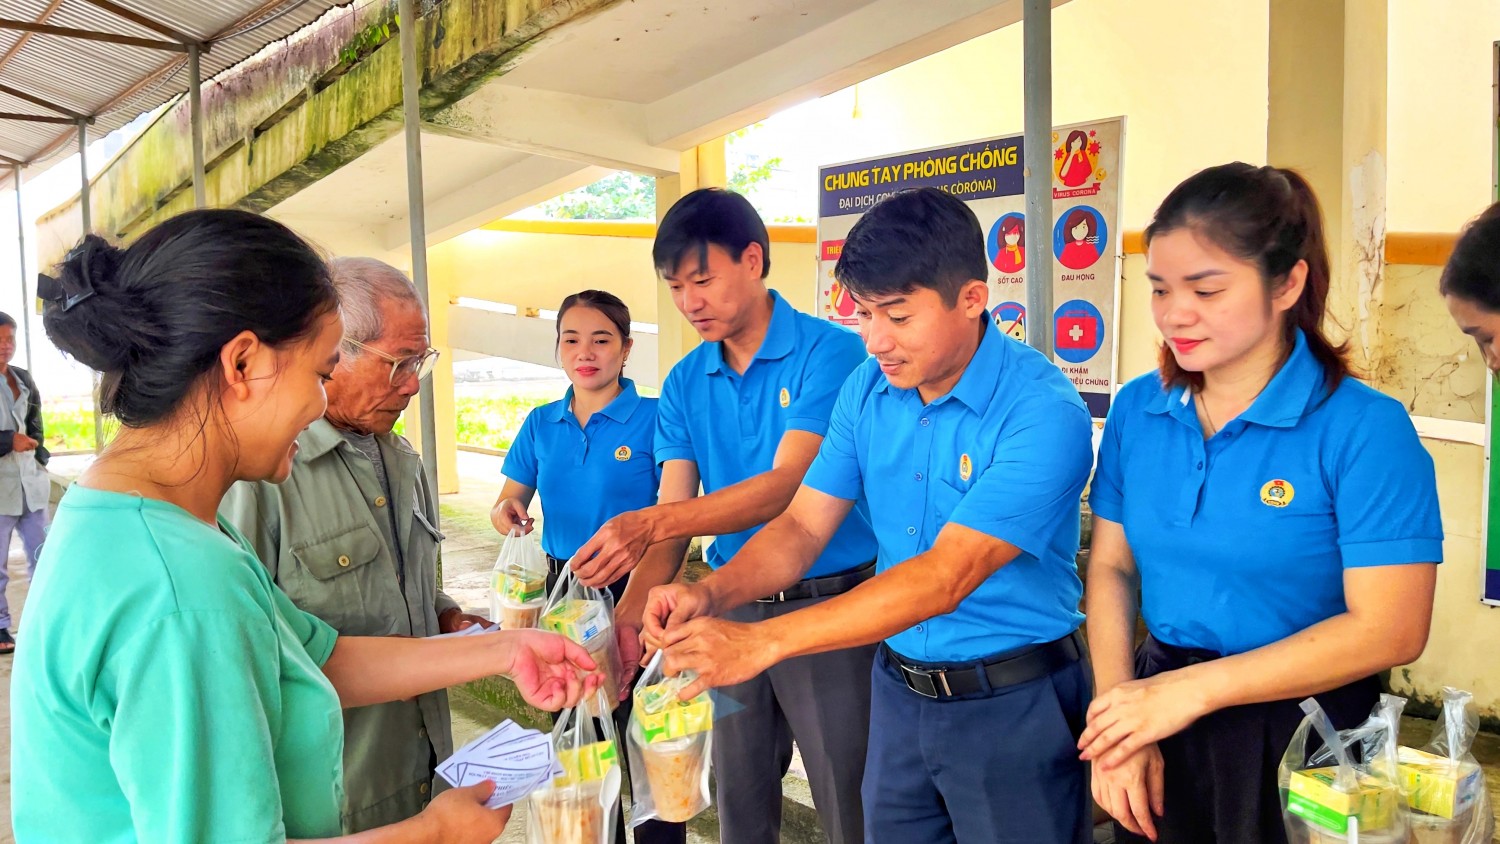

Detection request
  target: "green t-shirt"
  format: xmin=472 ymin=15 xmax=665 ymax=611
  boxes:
xmin=12 ymin=485 xmax=346 ymax=843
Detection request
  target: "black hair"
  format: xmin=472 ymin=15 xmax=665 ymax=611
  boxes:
xmin=1440 ymin=202 xmax=1500 ymax=312
xmin=834 ymin=187 xmax=988 ymax=306
xmin=43 ymin=209 xmax=338 ymax=428
xmin=0 ymin=312 xmax=14 ymax=330
xmin=1145 ymin=162 xmax=1348 ymax=390
xmin=557 ymin=290 xmax=632 ymax=343
xmin=653 ymin=188 xmax=771 ymax=279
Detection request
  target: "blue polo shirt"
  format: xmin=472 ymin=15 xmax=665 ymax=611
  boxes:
xmin=656 ymin=290 xmax=877 ymax=577
xmin=1089 ymin=330 xmax=1443 ymax=657
xmin=503 ymin=379 xmax=660 ymax=561
xmin=802 ymin=321 xmax=1094 ymax=662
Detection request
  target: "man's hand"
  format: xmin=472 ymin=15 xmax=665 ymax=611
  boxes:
xmin=11 ymin=433 xmax=37 ymax=452
xmin=616 ymin=623 xmax=643 ymax=700
xmin=641 ymin=582 xmax=717 ymax=651
xmin=495 ymin=629 xmax=602 ymax=711
xmin=570 ymin=509 xmax=656 ymax=588
xmin=1092 ymin=745 xmax=1165 ymax=840
xmin=490 ymin=498 xmax=533 ymax=536
xmin=661 ymin=617 xmax=776 ymax=699
xmin=439 ymin=607 xmax=491 ymax=634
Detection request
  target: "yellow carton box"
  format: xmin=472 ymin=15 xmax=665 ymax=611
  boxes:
xmin=497 ymin=564 xmax=546 ymax=604
xmin=554 ymin=739 xmax=617 ymax=786
xmin=1398 ymin=746 xmax=1483 ymax=820
xmin=542 ymin=599 xmax=610 ymax=647
xmin=1287 ymin=767 xmax=1398 ymax=834
xmin=632 ymin=683 xmax=713 ymax=744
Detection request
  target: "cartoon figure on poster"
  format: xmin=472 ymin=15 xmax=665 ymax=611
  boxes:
xmin=1054 ymin=129 xmax=1100 ymax=188
xmin=992 ymin=301 xmax=1026 ymax=342
xmin=987 ymin=214 xmax=1026 ymax=274
xmin=1054 ymin=206 xmax=1107 ymax=270
xmin=1054 ymin=299 xmax=1105 ymax=364
xmin=827 ymin=278 xmax=856 ymax=319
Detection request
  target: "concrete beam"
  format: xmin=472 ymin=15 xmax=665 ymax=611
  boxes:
xmin=379 ymin=155 xmax=609 ymax=252
xmin=425 ymin=86 xmax=679 ymax=176
xmin=645 ymin=0 xmax=1045 ymax=149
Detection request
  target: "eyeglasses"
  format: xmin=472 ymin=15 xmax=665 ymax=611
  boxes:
xmin=344 ymin=338 xmax=441 ymax=385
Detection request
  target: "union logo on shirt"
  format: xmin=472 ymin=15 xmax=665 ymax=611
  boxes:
xmin=779 ymin=387 xmax=790 ymax=408
xmin=1260 ymin=479 xmax=1294 ymax=508
xmin=614 ymin=446 xmax=632 ymax=461
xmin=959 ymin=454 xmax=973 ymax=482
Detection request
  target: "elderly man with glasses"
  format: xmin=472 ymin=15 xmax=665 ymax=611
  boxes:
xmin=222 ymin=257 xmax=486 ymax=833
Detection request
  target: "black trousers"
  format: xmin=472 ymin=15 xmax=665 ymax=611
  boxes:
xmin=1112 ymin=637 xmax=1381 ymax=844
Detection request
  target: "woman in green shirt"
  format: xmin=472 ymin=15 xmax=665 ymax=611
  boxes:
xmin=12 ymin=209 xmax=600 ymax=844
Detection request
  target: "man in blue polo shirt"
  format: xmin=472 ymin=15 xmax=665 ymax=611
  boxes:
xmin=568 ymin=189 xmax=878 ymax=844
xmin=645 ymin=187 xmax=1095 ymax=843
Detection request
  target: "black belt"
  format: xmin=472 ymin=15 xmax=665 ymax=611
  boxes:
xmin=545 ymin=554 xmax=567 ymax=574
xmin=884 ymin=629 xmax=1085 ymax=700
xmin=755 ymin=562 xmax=875 ymax=603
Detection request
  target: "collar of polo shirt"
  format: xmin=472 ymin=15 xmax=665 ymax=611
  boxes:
xmin=547 ymin=377 xmax=644 ymax=425
xmin=871 ymin=317 xmax=1006 ymax=414
xmin=1148 ymin=328 xmax=1325 ymax=431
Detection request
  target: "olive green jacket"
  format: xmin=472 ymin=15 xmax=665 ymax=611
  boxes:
xmin=221 ymin=419 xmax=459 ymax=833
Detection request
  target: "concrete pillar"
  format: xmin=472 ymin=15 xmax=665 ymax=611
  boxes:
xmin=400 ymin=247 xmax=461 ymax=494
xmin=654 ymin=138 xmax=727 ymax=384
xmin=1267 ymin=0 xmax=1387 ymax=369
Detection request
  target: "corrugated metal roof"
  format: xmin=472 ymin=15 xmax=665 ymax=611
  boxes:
xmin=0 ymin=0 xmax=358 ymax=181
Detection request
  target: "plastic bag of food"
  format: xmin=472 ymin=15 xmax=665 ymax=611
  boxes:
xmin=1401 ymin=687 xmax=1495 ymax=844
xmin=527 ymin=688 xmax=621 ymax=844
xmin=625 ymin=649 xmax=714 ymax=826
xmin=491 ymin=528 xmax=549 ymax=629
xmin=541 ymin=568 xmax=621 ymax=715
xmin=1280 ymin=694 xmax=1411 ymax=843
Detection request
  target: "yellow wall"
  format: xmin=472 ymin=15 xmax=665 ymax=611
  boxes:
xmin=1387 ymin=0 xmax=1500 ymax=233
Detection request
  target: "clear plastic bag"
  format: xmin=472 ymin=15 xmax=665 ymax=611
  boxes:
xmin=625 ymin=649 xmax=714 ymax=826
xmin=1281 ymin=694 xmax=1411 ymax=843
xmin=541 ymin=568 xmax=621 ymax=715
xmin=491 ymin=529 xmax=549 ymax=630
xmin=526 ymin=688 xmax=622 ymax=844
xmin=1402 ymin=687 xmax=1495 ymax=844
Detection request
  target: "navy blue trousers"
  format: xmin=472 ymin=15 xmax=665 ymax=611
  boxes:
xmin=861 ymin=646 xmax=1092 ymax=844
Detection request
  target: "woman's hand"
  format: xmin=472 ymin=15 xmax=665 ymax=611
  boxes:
xmin=490 ymin=498 xmax=533 ymax=536
xmin=413 ymin=781 xmax=512 ymax=843
xmin=1079 ymin=669 xmax=1209 ymax=770
xmin=496 ymin=629 xmax=601 ymax=711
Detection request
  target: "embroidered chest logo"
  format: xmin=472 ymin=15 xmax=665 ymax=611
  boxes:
xmin=959 ymin=454 xmax=973 ymax=482
xmin=779 ymin=387 xmax=790 ymax=408
xmin=1260 ymin=479 xmax=1294 ymax=508
xmin=614 ymin=446 xmax=632 ymax=461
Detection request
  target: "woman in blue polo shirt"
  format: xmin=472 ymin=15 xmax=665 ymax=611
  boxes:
xmin=490 ymin=289 xmax=684 ymax=844
xmin=1079 ymin=163 xmax=1442 ymax=844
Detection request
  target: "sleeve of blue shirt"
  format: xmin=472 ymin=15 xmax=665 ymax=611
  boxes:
xmin=104 ymin=603 xmax=336 ymax=843
xmin=654 ymin=367 xmax=696 ymax=465
xmin=785 ymin=329 xmax=866 ymax=437
xmin=950 ymin=398 xmax=1094 ymax=559
xmin=1087 ymin=390 xmax=1129 ymax=524
xmin=1332 ymin=398 xmax=1444 ymax=568
xmin=801 ymin=365 xmax=869 ymax=502
xmin=502 ymin=407 xmax=541 ymax=487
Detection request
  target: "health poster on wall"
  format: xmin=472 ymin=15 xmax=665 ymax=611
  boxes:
xmin=816 ymin=118 xmax=1124 ymax=418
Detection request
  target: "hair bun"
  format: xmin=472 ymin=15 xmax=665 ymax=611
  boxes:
xmin=42 ymin=234 xmax=138 ymax=373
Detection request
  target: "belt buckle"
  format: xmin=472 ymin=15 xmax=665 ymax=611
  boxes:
xmin=902 ymin=665 xmax=952 ymax=699
xmin=755 ymin=591 xmax=787 ymax=604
